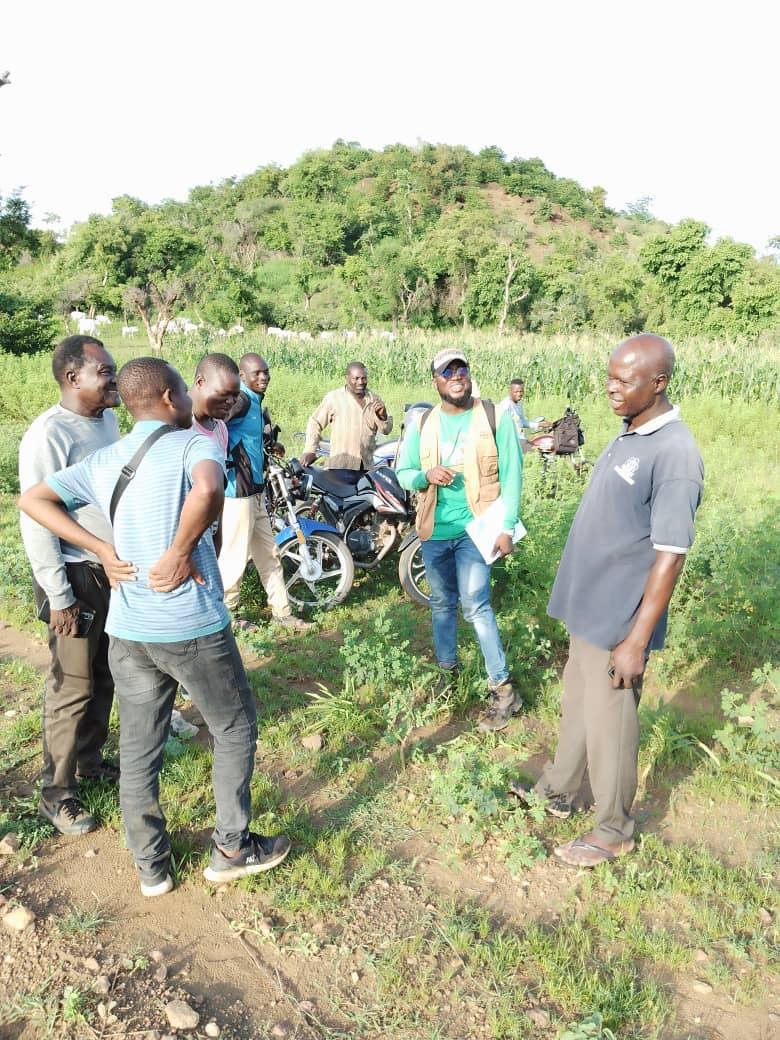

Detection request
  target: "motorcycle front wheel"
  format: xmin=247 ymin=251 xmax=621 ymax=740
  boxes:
xmin=278 ymin=530 xmax=355 ymax=611
xmin=398 ymin=536 xmax=431 ymax=607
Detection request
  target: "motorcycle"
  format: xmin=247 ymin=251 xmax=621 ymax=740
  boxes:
xmin=287 ymin=403 xmax=433 ymax=607
xmin=266 ymin=458 xmax=355 ymax=611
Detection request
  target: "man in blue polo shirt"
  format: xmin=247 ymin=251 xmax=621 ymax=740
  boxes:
xmin=510 ymin=334 xmax=703 ymax=867
xmin=19 ymin=357 xmax=290 ymax=896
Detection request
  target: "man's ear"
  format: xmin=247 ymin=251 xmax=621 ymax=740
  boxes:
xmin=65 ymin=367 xmax=80 ymax=388
xmin=161 ymin=386 xmax=174 ymax=409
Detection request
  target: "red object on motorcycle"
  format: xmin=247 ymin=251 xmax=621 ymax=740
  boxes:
xmin=529 ymin=432 xmax=554 ymax=453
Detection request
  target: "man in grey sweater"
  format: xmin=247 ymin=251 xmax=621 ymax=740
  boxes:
xmin=19 ymin=335 xmax=121 ymax=835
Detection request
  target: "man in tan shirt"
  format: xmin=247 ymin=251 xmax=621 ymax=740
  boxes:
xmin=301 ymin=362 xmax=393 ymax=469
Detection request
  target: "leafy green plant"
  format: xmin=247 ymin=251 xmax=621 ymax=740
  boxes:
xmin=339 ymin=606 xmax=428 ymax=690
xmin=429 ymin=742 xmax=545 ymax=872
xmin=60 ymin=986 xmax=88 ymax=1026
xmin=697 ymin=664 xmax=779 ymax=792
xmin=557 ymin=1012 xmax=616 ymax=1040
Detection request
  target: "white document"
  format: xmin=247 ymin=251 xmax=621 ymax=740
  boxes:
xmin=465 ymin=497 xmax=527 ymax=565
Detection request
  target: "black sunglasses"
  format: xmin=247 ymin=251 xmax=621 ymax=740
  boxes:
xmin=437 ymin=364 xmax=470 ymax=380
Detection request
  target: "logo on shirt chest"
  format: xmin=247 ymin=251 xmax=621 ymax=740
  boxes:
xmin=614 ymin=456 xmax=640 ymax=485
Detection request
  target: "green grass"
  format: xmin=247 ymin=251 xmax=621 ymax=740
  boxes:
xmin=0 ymin=332 xmax=777 ymax=1038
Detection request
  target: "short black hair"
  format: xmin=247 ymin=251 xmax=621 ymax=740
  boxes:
xmin=510 ymin=378 xmax=525 ymax=387
xmin=346 ymin=361 xmax=366 ymax=374
xmin=239 ymin=352 xmax=268 ymax=372
xmin=117 ymin=357 xmax=181 ymax=412
xmin=51 ymin=335 xmax=105 ymax=386
xmin=195 ymin=352 xmax=239 ymax=379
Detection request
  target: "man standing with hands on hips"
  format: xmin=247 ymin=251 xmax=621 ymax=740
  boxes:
xmin=510 ymin=334 xmax=704 ymax=868
xmin=397 ymin=348 xmax=523 ymax=732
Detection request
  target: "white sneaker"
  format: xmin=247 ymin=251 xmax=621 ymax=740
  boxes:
xmin=140 ymin=874 xmax=174 ymax=897
xmin=170 ymin=709 xmax=199 ymax=739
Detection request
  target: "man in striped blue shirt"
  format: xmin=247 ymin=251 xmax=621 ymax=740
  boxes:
xmin=19 ymin=357 xmax=290 ymax=897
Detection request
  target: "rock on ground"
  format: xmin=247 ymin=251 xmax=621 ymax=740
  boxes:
xmin=164 ymin=999 xmax=200 ymax=1030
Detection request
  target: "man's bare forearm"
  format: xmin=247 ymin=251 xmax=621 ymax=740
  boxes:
xmin=624 ymin=551 xmax=687 ymax=651
xmin=18 ymin=485 xmax=111 ymax=560
xmin=170 ymin=483 xmax=224 ymax=556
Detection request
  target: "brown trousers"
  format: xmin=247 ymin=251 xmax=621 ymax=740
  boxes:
xmin=33 ymin=562 xmax=114 ymax=806
xmin=535 ymin=635 xmax=644 ymax=844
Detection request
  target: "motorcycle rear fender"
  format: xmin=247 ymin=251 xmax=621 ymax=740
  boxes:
xmin=275 ymin=517 xmax=340 ymax=546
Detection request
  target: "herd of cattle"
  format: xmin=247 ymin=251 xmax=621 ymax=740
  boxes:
xmin=68 ymin=311 xmax=397 ymax=343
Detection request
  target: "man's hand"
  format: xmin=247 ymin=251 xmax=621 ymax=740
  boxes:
xmin=609 ymin=637 xmax=646 ymax=690
xmin=95 ymin=545 xmax=138 ymax=589
xmin=148 ymin=548 xmax=204 ymax=593
xmin=50 ymin=603 xmax=81 ymax=637
xmin=300 ymin=451 xmax=316 ymax=467
xmin=492 ymin=533 xmax=513 ymax=559
xmin=373 ymin=400 xmax=387 ymax=421
xmin=425 ymin=466 xmax=456 ymax=487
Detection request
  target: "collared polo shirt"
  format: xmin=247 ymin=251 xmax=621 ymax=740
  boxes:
xmin=47 ymin=420 xmax=229 ymax=643
xmin=547 ymin=406 xmax=704 ymax=651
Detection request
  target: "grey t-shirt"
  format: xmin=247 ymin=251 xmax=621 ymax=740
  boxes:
xmin=547 ymin=407 xmax=703 ymax=651
xmin=19 ymin=404 xmax=120 ymax=609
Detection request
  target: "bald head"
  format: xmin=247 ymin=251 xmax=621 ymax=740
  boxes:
xmin=606 ymin=333 xmax=675 ymax=430
xmin=611 ymin=334 xmax=675 ymax=379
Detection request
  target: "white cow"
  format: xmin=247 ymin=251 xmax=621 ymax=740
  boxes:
xmin=121 ymin=325 xmax=138 ymax=337
xmin=94 ymin=315 xmax=112 ymax=326
xmin=70 ymin=310 xmax=86 ymax=321
xmin=227 ymin=324 xmax=245 ymax=336
xmin=78 ymin=317 xmax=99 ymax=335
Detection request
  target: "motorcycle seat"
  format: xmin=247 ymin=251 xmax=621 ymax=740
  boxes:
xmin=307 ymin=468 xmax=367 ymax=497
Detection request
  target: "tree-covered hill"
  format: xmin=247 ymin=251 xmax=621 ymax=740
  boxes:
xmin=1 ymin=141 xmax=778 ymax=353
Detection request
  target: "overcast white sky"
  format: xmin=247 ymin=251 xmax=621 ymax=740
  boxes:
xmin=2 ymin=0 xmax=778 ymax=253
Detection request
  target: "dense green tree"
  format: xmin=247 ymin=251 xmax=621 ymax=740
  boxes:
xmin=584 ymin=254 xmax=646 ymax=333
xmin=1 ymin=142 xmax=774 ymax=346
xmin=0 ymin=192 xmax=42 ymax=270
xmin=730 ymin=262 xmax=780 ymax=335
xmin=0 ymin=289 xmax=58 ymax=355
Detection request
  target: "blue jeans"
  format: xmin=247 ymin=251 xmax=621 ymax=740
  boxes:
xmin=420 ymin=533 xmax=508 ymax=687
xmin=108 ymin=625 xmax=257 ymax=881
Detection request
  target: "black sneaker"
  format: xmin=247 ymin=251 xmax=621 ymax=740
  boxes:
xmin=39 ymin=797 xmax=97 ymax=836
xmin=508 ymin=780 xmax=576 ymax=819
xmin=203 ymin=832 xmax=291 ymax=883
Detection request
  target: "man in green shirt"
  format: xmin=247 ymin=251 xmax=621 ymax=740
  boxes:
xmin=397 ymin=348 xmax=523 ymax=731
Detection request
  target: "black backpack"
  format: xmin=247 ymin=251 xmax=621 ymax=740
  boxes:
xmin=551 ymin=408 xmax=584 ymax=455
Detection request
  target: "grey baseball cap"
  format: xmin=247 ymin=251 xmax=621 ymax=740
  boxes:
xmin=431 ymin=348 xmax=470 ymax=375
